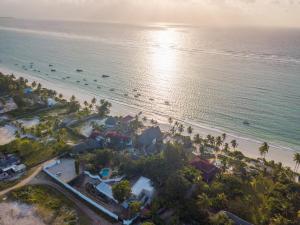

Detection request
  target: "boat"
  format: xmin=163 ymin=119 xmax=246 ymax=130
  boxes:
xmin=51 ymin=69 xmax=56 ymax=72
xmin=76 ymin=80 xmax=80 ymax=83
xmin=134 ymin=95 xmax=139 ymax=98
xmin=49 ymin=64 xmax=53 ymax=67
xmin=102 ymin=74 xmax=110 ymax=78
xmin=110 ymin=88 xmax=115 ymax=91
xmin=133 ymin=89 xmax=137 ymax=92
xmin=66 ymin=76 xmax=70 ymax=79
xmin=243 ymin=120 xmax=250 ymax=125
xmin=85 ymin=83 xmax=88 ymax=85
xmin=149 ymin=98 xmax=154 ymax=101
xmin=94 ymin=79 xmax=97 ymax=82
xmin=97 ymin=86 xmax=101 ymax=89
xmin=83 ymin=78 xmax=87 ymax=81
xmin=124 ymin=93 xmax=128 ymax=97
xmin=164 ymin=101 xmax=170 ymax=105
xmin=76 ymin=69 xmax=83 ymax=72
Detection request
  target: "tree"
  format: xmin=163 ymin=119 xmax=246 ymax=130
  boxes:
xmin=216 ymin=136 xmax=223 ymax=148
xmin=230 ymin=140 xmax=238 ymax=150
xmin=91 ymin=97 xmax=97 ymax=105
xmin=112 ymin=180 xmax=131 ymax=203
xmin=141 ymin=223 xmax=155 ymax=225
xmin=31 ymin=81 xmax=37 ymax=89
xmin=222 ymin=133 xmax=227 ymax=142
xmin=58 ymin=93 xmax=63 ymax=99
xmin=97 ymin=99 xmax=112 ymax=117
xmin=168 ymin=117 xmax=173 ymax=125
xmin=193 ymin=133 xmax=202 ymax=144
xmin=197 ymin=193 xmax=212 ymax=212
xmin=70 ymin=95 xmax=76 ymax=102
xmin=129 ymin=201 xmax=141 ymax=215
xmin=210 ymin=212 xmax=234 ymax=225
xmin=223 ymin=143 xmax=230 ymax=152
xmin=187 ymin=126 xmax=193 ymax=135
xmin=83 ymin=100 xmax=88 ymax=108
xmin=293 ymin=153 xmax=300 ymax=173
xmin=178 ymin=124 xmax=184 ymax=134
xmin=259 ymin=142 xmax=269 ymax=159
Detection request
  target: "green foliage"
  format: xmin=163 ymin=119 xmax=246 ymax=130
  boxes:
xmin=0 ymin=139 xmax=69 ymax=167
xmin=97 ymin=99 xmax=112 ymax=117
xmin=11 ymin=185 xmax=79 ymax=225
xmin=112 ymin=180 xmax=131 ymax=202
xmin=210 ymin=212 xmax=234 ymax=225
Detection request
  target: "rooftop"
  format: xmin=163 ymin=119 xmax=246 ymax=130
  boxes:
xmin=131 ymin=176 xmax=154 ymax=197
xmin=96 ymin=182 xmax=118 ymax=203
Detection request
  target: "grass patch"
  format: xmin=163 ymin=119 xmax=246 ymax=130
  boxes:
xmin=10 ymin=185 xmax=92 ymax=225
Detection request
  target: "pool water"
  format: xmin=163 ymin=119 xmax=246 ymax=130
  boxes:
xmin=100 ymin=168 xmax=110 ymax=178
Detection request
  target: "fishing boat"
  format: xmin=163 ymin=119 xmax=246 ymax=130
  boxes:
xmin=243 ymin=120 xmax=250 ymax=125
xmin=102 ymin=74 xmax=110 ymax=78
xmin=76 ymin=69 xmax=83 ymax=72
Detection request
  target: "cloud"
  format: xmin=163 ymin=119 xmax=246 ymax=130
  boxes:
xmin=0 ymin=0 xmax=299 ymax=27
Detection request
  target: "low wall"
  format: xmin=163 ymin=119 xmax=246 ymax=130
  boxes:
xmin=43 ymin=161 xmax=119 ymax=221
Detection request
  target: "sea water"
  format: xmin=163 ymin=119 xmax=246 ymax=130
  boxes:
xmin=0 ymin=18 xmax=300 ymax=152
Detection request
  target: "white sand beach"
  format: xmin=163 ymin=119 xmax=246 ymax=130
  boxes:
xmin=0 ymin=66 xmax=298 ymax=169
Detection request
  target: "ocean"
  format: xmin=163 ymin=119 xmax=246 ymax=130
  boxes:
xmin=0 ymin=18 xmax=300 ymax=153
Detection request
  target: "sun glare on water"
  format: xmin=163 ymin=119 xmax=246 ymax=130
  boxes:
xmin=147 ymin=28 xmax=181 ymax=100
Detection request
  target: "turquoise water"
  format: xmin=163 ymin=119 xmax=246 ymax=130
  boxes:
xmin=0 ymin=18 xmax=300 ymax=151
xmin=100 ymin=168 xmax=110 ymax=177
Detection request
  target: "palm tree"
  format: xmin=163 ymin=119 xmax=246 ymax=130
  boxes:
xmin=168 ymin=117 xmax=173 ymax=125
xmin=216 ymin=136 xmax=223 ymax=148
xmin=31 ymin=81 xmax=37 ymax=89
xmin=222 ymin=133 xmax=226 ymax=142
xmin=293 ymin=153 xmax=300 ymax=173
xmin=178 ymin=124 xmax=184 ymax=134
xmin=193 ymin=133 xmax=201 ymax=144
xmin=84 ymin=100 xmax=88 ymax=108
xmin=91 ymin=97 xmax=97 ymax=105
xmin=231 ymin=140 xmax=238 ymax=150
xmin=187 ymin=126 xmax=193 ymax=135
xmin=259 ymin=142 xmax=269 ymax=159
xmin=223 ymin=143 xmax=230 ymax=152
xmin=70 ymin=95 xmax=76 ymax=102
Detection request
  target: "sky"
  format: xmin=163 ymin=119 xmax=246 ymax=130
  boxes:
xmin=0 ymin=0 xmax=300 ymax=27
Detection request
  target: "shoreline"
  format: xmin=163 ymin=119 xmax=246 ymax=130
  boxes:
xmin=0 ymin=66 xmax=298 ymax=169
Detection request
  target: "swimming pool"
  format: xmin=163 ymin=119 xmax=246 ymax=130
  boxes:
xmin=100 ymin=168 xmax=111 ymax=178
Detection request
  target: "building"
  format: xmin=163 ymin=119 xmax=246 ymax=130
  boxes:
xmin=96 ymin=182 xmax=118 ymax=203
xmin=0 ymin=154 xmax=26 ymax=181
xmin=47 ymin=98 xmax=57 ymax=107
xmin=138 ymin=127 xmax=162 ymax=154
xmin=121 ymin=115 xmax=134 ymax=125
xmin=105 ymin=131 xmax=132 ymax=149
xmin=131 ymin=176 xmax=155 ymax=205
xmin=71 ymin=139 xmax=103 ymax=154
xmin=105 ymin=116 xmax=118 ymax=128
xmin=190 ymin=157 xmax=219 ymax=182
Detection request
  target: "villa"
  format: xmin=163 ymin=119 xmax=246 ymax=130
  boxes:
xmin=190 ymin=157 xmax=219 ymax=182
xmin=105 ymin=116 xmax=117 ymax=128
xmin=138 ymin=126 xmax=162 ymax=154
xmin=0 ymin=154 xmax=26 ymax=181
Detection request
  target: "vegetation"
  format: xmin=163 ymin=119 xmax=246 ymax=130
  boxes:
xmin=0 ymin=138 xmax=69 ymax=167
xmin=10 ymin=185 xmax=90 ymax=225
xmin=112 ymin=180 xmax=131 ymax=202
